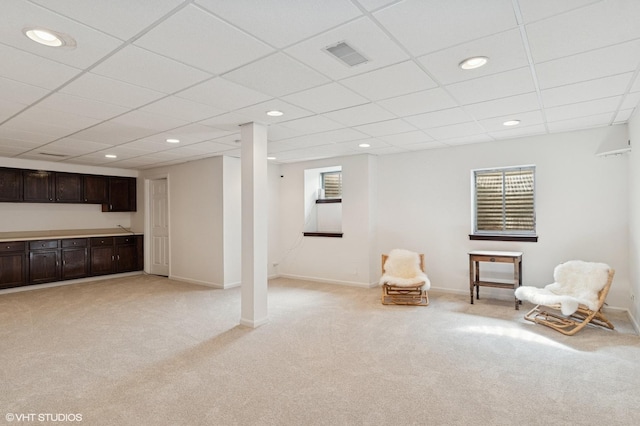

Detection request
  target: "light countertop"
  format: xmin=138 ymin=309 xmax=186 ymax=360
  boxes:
xmin=0 ymin=228 xmax=142 ymax=242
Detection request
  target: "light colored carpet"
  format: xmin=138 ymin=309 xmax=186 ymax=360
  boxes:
xmin=1 ymin=275 xmax=639 ymax=426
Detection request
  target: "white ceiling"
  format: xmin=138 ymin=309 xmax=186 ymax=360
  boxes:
xmin=1 ymin=0 xmax=639 ymax=169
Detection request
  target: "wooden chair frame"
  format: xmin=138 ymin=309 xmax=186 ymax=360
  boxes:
xmin=380 ymin=253 xmax=429 ymax=306
xmin=522 ymin=269 xmax=615 ymax=335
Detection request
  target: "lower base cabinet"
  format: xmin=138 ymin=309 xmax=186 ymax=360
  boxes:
xmin=0 ymin=235 xmax=143 ymax=290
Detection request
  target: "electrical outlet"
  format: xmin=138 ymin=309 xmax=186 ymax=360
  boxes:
xmin=631 ymin=294 xmax=635 ymax=301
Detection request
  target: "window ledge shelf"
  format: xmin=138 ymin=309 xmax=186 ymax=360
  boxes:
xmin=303 ymin=232 xmax=343 ymax=238
xmin=469 ymin=234 xmax=538 ymax=242
xmin=316 ymin=198 xmax=341 ymax=204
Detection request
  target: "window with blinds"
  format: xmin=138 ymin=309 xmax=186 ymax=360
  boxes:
xmin=321 ymin=171 xmax=342 ymax=198
xmin=473 ymin=166 xmax=535 ymax=235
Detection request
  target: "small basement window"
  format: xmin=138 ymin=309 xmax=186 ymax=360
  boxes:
xmin=303 ymin=166 xmax=343 ymax=237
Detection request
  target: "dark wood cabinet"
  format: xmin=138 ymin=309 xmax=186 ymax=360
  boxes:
xmin=55 ymin=172 xmax=83 ymax=203
xmin=28 ymin=240 xmax=60 ymax=284
xmin=83 ymin=174 xmax=108 ymax=204
xmin=61 ymin=239 xmax=88 ymax=280
xmin=0 ymin=241 xmax=26 ymax=289
xmin=90 ymin=237 xmax=115 ymax=276
xmin=23 ymin=170 xmax=54 ymax=203
xmin=0 ymin=168 xmax=23 ymax=201
xmin=103 ymin=177 xmax=136 ymax=212
xmin=115 ymin=236 xmax=137 ymax=272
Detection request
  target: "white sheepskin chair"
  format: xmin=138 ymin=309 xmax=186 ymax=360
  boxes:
xmin=379 ymin=249 xmax=430 ymax=306
xmin=515 ymin=260 xmax=615 ymax=335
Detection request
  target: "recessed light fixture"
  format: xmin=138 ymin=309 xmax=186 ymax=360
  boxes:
xmin=266 ymin=110 xmax=283 ymax=117
xmin=105 ymin=154 xmax=117 ymax=159
xmin=459 ymin=56 xmax=488 ymax=70
xmin=267 ymin=156 xmax=276 ymax=160
xmin=503 ymin=120 xmax=521 ymax=126
xmin=358 ymin=143 xmax=371 ymax=148
xmin=166 ymin=138 xmax=180 ymax=143
xmin=23 ymin=27 xmax=76 ymax=48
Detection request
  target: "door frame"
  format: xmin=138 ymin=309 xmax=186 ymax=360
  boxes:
xmin=144 ymin=174 xmax=170 ymax=276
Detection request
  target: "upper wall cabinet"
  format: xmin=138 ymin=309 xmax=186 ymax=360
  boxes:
xmin=0 ymin=168 xmax=23 ymax=202
xmin=55 ymin=172 xmax=83 ymax=203
xmin=0 ymin=167 xmax=136 ymax=211
xmin=23 ymin=170 xmax=55 ymax=203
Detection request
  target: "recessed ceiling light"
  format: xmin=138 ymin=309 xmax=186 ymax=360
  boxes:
xmin=459 ymin=56 xmax=488 ymax=70
xmin=358 ymin=143 xmax=371 ymax=148
xmin=105 ymin=154 xmax=117 ymax=159
xmin=267 ymin=156 xmax=276 ymax=160
xmin=23 ymin=27 xmax=76 ymax=48
xmin=166 ymin=138 xmax=180 ymax=143
xmin=503 ymin=120 xmax=521 ymax=126
xmin=266 ymin=110 xmax=283 ymax=117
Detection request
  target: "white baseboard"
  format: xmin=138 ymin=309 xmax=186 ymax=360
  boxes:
xmin=276 ymin=273 xmax=376 ymax=288
xmin=0 ymin=271 xmax=143 ymax=295
xmin=169 ymin=275 xmax=224 ymax=289
xmin=239 ymin=316 xmax=269 ymax=328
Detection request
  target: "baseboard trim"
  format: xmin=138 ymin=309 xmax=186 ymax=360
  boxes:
xmin=0 ymin=271 xmax=143 ymax=295
xmin=240 ymin=317 xmax=269 ymax=328
xmin=276 ymin=273 xmax=376 ymax=288
xmin=169 ymin=275 xmax=224 ymax=289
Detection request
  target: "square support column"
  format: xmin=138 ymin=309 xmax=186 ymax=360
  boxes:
xmin=240 ymin=122 xmax=269 ymax=328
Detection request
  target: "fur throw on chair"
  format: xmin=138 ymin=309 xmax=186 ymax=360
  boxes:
xmin=379 ymin=249 xmax=431 ymax=289
xmin=514 ymin=260 xmax=611 ymax=315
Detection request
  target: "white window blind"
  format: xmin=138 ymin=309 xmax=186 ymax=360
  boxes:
xmin=474 ymin=166 xmax=535 ymax=234
xmin=322 ymin=172 xmax=342 ymax=198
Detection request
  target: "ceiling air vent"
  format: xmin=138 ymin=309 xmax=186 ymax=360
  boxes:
xmin=38 ymin=152 xmax=68 ymax=158
xmin=324 ymin=41 xmax=368 ymax=67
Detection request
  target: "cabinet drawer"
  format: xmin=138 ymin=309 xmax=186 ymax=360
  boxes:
xmin=62 ymin=238 xmax=88 ymax=248
xmin=0 ymin=241 xmax=25 ymax=252
xmin=29 ymin=240 xmax=59 ymax=250
xmin=471 ymin=255 xmax=518 ymax=263
xmin=115 ymin=236 xmax=136 ymax=245
xmin=90 ymin=237 xmax=114 ymax=246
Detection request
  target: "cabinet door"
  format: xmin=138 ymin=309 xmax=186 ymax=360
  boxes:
xmin=0 ymin=252 xmax=26 ymax=289
xmin=23 ymin=170 xmax=54 ymax=203
xmin=29 ymin=250 xmax=60 ymax=284
xmin=0 ymin=168 xmax=23 ymax=202
xmin=115 ymin=244 xmax=137 ymax=272
xmin=61 ymin=248 xmax=88 ymax=280
xmin=90 ymin=246 xmax=115 ymax=275
xmin=83 ymin=175 xmax=108 ymax=204
xmin=55 ymin=172 xmax=83 ymax=203
xmin=104 ymin=177 xmax=136 ymax=212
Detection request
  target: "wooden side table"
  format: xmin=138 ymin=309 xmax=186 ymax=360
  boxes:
xmin=469 ymin=250 xmax=523 ymax=310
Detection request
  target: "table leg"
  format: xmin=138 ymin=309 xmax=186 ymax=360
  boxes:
xmin=469 ymin=257 xmax=474 ymax=304
xmin=514 ymin=259 xmax=520 ymax=310
xmin=475 ymin=261 xmax=480 ymax=299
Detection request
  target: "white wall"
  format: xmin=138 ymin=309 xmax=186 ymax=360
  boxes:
xmin=223 ymin=156 xmax=241 ymax=286
xmin=0 ymin=157 xmax=137 ymax=233
xmin=276 ymin=154 xmax=377 ymax=286
xmin=627 ymin=111 xmax=640 ymax=328
xmin=377 ymin=126 xmax=630 ymax=309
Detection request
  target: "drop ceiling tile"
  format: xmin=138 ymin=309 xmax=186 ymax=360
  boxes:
xmin=91 ymin=46 xmax=213 ymax=94
xmin=446 ymin=67 xmax=536 ymax=105
xmin=282 ymin=83 xmax=368 ymax=114
xmin=37 ymin=93 xmax=128 ymax=121
xmin=440 ymin=134 xmax=494 ymax=146
xmin=224 ymin=53 xmax=330 ymax=98
xmin=354 ymin=119 xmax=417 ymax=137
xmin=546 ymin=113 xmax=614 ymax=132
xmin=164 ymin=141 xmax=234 ymax=155
xmin=463 ymin=92 xmax=540 ymax=120
xmin=134 ymin=5 xmax=274 ymax=74
xmin=0 ymin=128 xmax=60 ymax=144
xmin=198 ymin=112 xmax=257 ymax=132
xmin=478 ymin=110 xmax=545 ymax=132
xmin=526 ymin=0 xmax=640 ymax=62
xmin=0 ymin=145 xmax=33 ymax=156
xmin=0 ymin=99 xmax=28 ymax=122
xmin=631 ymin=75 xmax=640 ymax=93
xmin=536 ymin=39 xmax=640 ymax=89
xmin=374 ymin=0 xmax=517 ymax=56
xmin=280 ymin=115 xmax=344 ymax=134
xmin=139 ymin=96 xmax=224 ymax=123
xmin=30 ymin=0 xmax=185 ymax=40
xmin=119 ymin=139 xmax=172 ymax=151
xmin=404 ymin=107 xmax=474 ymax=130
xmin=0 ymin=76 xmax=49 ymax=105
xmin=0 ymin=0 xmax=122 ymax=69
xmin=156 ymin=123 xmax=234 ymax=145
xmin=341 ymin=61 xmax=437 ymax=101
xmin=545 ymin=96 xmax=623 ymax=122
xmin=517 ymin=0 xmax=601 ymax=23
xmin=0 ymin=137 xmax=43 ymax=150
xmin=233 ymin=99 xmax=313 ymax=124
xmin=0 ymin=44 xmax=81 ymax=90
xmin=377 ymin=88 xmax=458 ymax=117
xmin=97 ymin=146 xmax=151 ymax=159
xmin=266 ymin=125 xmax=308 ymax=142
xmin=426 ymin=121 xmax=487 ymax=141
xmin=5 ymin=107 xmax=101 ymax=132
xmin=541 ymin=73 xmax=634 ymax=108
xmin=323 ymin=103 xmax=396 ymax=127
xmin=176 ymin=77 xmax=272 ymax=112
xmin=614 ymin=109 xmax=635 ymax=123
xmin=61 ymin=73 xmax=165 ymax=108
xmin=2 ymin=116 xmax=81 ymax=139
xmin=379 ymin=130 xmax=433 ymax=146
xmin=363 ymin=145 xmax=407 ymax=155
xmin=336 ymin=137 xmax=390 ymax=150
xmin=72 ymin=122 xmax=158 ymax=145
xmin=196 ymin=0 xmax=362 ymax=48
xmin=621 ymin=92 xmax=640 ymax=110
xmin=358 ymin=0 xmax=402 ymax=11
xmin=110 ymin=110 xmax=190 ymax=132
xmin=36 ymin=138 xmax=113 ymax=156
xmin=402 ymin=141 xmax=448 ymax=151
xmin=285 ymin=17 xmax=409 ymax=80
xmin=488 ymin=124 xmax=548 ymax=140
xmin=418 ymin=28 xmax=529 ymax=85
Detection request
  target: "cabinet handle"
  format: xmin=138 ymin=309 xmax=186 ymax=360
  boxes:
xmin=111 ymin=255 xmax=114 ymax=261
xmin=117 ymin=255 xmax=120 ymax=260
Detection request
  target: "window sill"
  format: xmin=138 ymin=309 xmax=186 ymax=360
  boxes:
xmin=469 ymin=234 xmax=538 ymax=242
xmin=316 ymin=198 xmax=341 ymax=204
xmin=303 ymin=232 xmax=343 ymax=238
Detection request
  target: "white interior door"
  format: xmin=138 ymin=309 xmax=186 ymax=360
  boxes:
xmin=149 ymin=178 xmax=169 ymax=276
